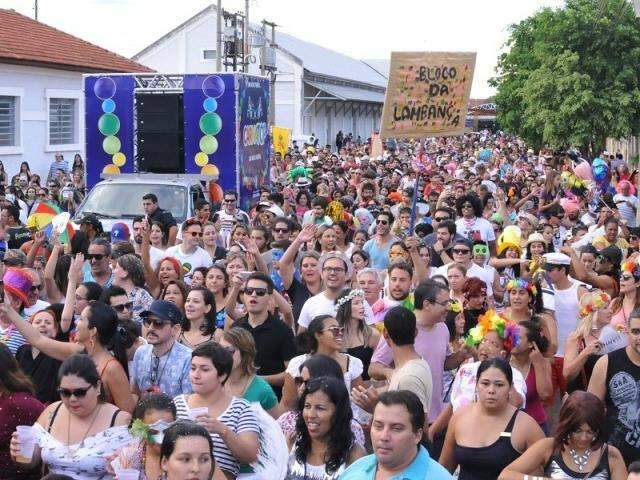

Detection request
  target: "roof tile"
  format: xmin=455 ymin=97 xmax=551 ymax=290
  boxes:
xmin=0 ymin=8 xmax=153 ymax=73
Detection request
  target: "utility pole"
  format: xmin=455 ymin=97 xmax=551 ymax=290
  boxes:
xmin=216 ymin=0 xmax=222 ymax=71
xmin=34 ymin=0 xmax=38 ymax=20
xmin=243 ymin=0 xmax=249 ymax=73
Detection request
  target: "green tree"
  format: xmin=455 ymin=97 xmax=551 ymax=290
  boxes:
xmin=490 ymin=0 xmax=640 ymax=152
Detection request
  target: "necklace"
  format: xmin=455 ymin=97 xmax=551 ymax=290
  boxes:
xmin=67 ymin=403 xmax=102 ymax=452
xmin=569 ymin=447 xmax=591 ymax=471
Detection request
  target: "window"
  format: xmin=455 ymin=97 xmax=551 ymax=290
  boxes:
xmin=203 ymin=49 xmax=217 ymax=60
xmin=49 ymin=98 xmax=76 ymax=145
xmin=0 ymin=96 xmax=16 ymax=147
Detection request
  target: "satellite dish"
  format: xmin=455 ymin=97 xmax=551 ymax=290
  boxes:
xmin=51 ymin=212 xmax=71 ymax=233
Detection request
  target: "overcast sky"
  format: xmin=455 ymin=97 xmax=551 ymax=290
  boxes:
xmin=5 ymin=0 xmax=565 ymax=97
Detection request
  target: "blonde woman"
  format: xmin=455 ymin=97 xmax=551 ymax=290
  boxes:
xmin=563 ymin=289 xmax=614 ymax=394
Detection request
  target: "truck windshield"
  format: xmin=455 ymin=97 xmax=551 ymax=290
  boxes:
xmin=79 ymin=183 xmax=188 ymax=222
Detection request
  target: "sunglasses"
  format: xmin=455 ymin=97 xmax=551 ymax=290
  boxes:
xmin=224 ymin=199 xmax=236 ymax=203
xmin=294 ymin=376 xmax=308 ymax=388
xmin=434 ymin=217 xmax=450 ymax=222
xmin=86 ymin=253 xmax=106 ymax=261
xmin=186 ymin=231 xmax=203 ymax=237
xmin=323 ymin=326 xmax=344 ymax=337
xmin=452 ymin=248 xmax=471 ymax=255
xmin=473 ymin=246 xmax=489 ymax=256
xmin=142 ymin=317 xmax=172 ymax=328
xmin=58 ymin=386 xmax=92 ymax=398
xmin=113 ymin=302 xmax=134 ymax=312
xmin=376 ymin=219 xmax=389 ymax=225
xmin=29 ymin=284 xmax=43 ymax=292
xmin=274 ymin=228 xmax=289 ymax=233
xmin=243 ymin=287 xmax=268 ymax=297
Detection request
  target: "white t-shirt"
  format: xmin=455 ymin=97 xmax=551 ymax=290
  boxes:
xmin=24 ymin=299 xmax=51 ymax=317
xmin=149 ymin=246 xmax=166 ymax=270
xmin=164 ymin=245 xmax=213 ymax=285
xmin=434 ymin=262 xmax=494 ymax=296
xmin=297 ymin=291 xmax=376 ymax=328
xmin=455 ymin=217 xmax=496 ymax=243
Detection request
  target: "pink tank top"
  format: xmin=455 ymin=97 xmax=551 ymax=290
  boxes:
xmin=524 ymin=367 xmax=547 ymax=425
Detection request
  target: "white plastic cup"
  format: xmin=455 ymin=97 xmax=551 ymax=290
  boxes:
xmin=189 ymin=407 xmax=209 ymax=420
xmin=16 ymin=425 xmax=36 ymax=460
xmin=117 ymin=469 xmax=140 ymax=480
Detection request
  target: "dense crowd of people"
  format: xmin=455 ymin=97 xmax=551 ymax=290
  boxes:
xmin=1 ymin=132 xmax=640 ymax=480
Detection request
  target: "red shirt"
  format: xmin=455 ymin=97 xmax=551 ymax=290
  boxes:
xmin=0 ymin=392 xmax=44 ymax=480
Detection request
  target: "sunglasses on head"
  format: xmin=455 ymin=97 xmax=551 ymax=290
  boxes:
xmin=113 ymin=302 xmax=133 ymax=312
xmin=86 ymin=253 xmax=106 ymax=261
xmin=142 ymin=317 xmax=172 ymax=328
xmin=243 ymin=286 xmax=268 ymax=297
xmin=58 ymin=386 xmax=92 ymax=398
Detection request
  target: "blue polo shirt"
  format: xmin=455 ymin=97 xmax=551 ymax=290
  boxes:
xmin=339 ymin=446 xmax=452 ymax=480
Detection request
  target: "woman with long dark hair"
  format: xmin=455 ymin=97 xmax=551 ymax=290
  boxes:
xmin=0 ymin=343 xmax=44 ymax=480
xmin=499 ymin=391 xmax=627 ymax=480
xmin=179 ymin=287 xmax=220 ymax=348
xmin=285 ymin=377 xmax=365 ymax=479
xmin=1 ymin=297 xmax=135 ymax=413
xmin=205 ymin=264 xmax=230 ymax=330
xmin=334 ymin=289 xmax=379 ymax=381
xmin=440 ymin=358 xmax=544 ymax=480
xmin=10 ymin=355 xmax=132 ymax=479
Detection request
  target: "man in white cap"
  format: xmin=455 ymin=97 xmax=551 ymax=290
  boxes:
xmin=542 ymin=252 xmax=588 ymax=399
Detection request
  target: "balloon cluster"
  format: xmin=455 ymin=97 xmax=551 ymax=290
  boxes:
xmin=591 ymin=158 xmax=611 ymax=194
xmin=196 ymin=75 xmax=225 ymax=177
xmin=94 ymin=77 xmax=125 ymax=174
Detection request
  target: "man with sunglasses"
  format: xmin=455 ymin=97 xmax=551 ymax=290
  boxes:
xmin=235 ymin=272 xmax=296 ymax=398
xmin=165 ymin=218 xmax=212 ymax=285
xmin=100 ymin=286 xmax=133 ymax=321
xmin=142 ymin=193 xmax=178 ymax=247
xmin=363 ymin=211 xmax=399 ymax=271
xmin=131 ymin=300 xmax=192 ymax=398
xmin=22 ymin=268 xmax=49 ymax=317
xmin=83 ymin=238 xmax=114 ymax=288
xmin=589 ymin=309 xmax=640 ymax=465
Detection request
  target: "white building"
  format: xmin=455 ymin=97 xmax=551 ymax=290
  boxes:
xmin=0 ymin=8 xmax=151 ymax=182
xmin=133 ymin=4 xmax=387 ymax=147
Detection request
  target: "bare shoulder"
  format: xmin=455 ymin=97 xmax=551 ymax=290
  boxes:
xmin=607 ymin=444 xmax=624 ymax=461
xmin=36 ymin=401 xmax=63 ymax=427
xmin=101 ymin=402 xmax=131 ymax=426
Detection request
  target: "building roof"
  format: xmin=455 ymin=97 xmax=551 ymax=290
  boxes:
xmin=0 ymin=8 xmax=153 ymax=73
xmin=133 ymin=4 xmax=386 ymax=89
xmin=362 ymin=59 xmax=390 ymax=79
xmin=306 ymin=80 xmax=385 ymax=103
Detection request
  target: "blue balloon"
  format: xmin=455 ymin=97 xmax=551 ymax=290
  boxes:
xmin=101 ymin=99 xmax=115 ymax=113
xmin=93 ymin=77 xmax=116 ymax=100
xmin=202 ymin=75 xmax=225 ymax=99
xmin=203 ymin=97 xmax=218 ymax=112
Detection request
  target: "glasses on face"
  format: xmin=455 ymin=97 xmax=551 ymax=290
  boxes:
xmin=376 ymin=219 xmax=389 ymax=225
xmin=294 ymin=376 xmax=308 ymax=388
xmin=434 ymin=216 xmax=450 ymax=222
xmin=243 ymin=287 xmax=268 ymax=297
xmin=58 ymin=386 xmax=92 ymax=399
xmin=473 ymin=246 xmax=489 ymax=256
xmin=142 ymin=317 xmax=171 ymax=329
xmin=322 ymin=266 xmax=346 ymax=274
xmin=452 ymin=248 xmax=470 ymax=255
xmin=224 ymin=198 xmax=236 ymax=204
xmin=112 ymin=302 xmax=133 ymax=312
xmin=29 ymin=284 xmax=43 ymax=292
xmin=86 ymin=253 xmax=106 ymax=261
xmin=433 ymin=298 xmax=453 ymax=307
xmin=324 ymin=326 xmax=344 ymax=337
xmin=186 ymin=231 xmax=203 ymax=237
xmin=274 ymin=228 xmax=289 ymax=233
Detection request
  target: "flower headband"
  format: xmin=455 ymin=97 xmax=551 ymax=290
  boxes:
xmin=506 ymin=278 xmax=538 ymax=297
xmin=621 ymin=259 xmax=640 ymax=280
xmin=579 ymin=290 xmax=611 ymax=318
xmin=464 ymin=309 xmax=519 ymax=352
xmin=336 ymin=289 xmax=364 ymax=308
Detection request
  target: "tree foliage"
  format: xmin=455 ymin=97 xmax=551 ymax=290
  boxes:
xmin=490 ymin=0 xmax=640 ymax=152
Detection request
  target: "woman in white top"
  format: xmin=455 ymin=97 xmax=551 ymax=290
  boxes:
xmin=10 ymin=354 xmax=132 ymax=480
xmin=284 ymin=377 xmax=365 ymax=480
xmin=281 ymin=315 xmax=364 ymax=411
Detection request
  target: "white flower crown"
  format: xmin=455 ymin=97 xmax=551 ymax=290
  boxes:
xmin=335 ymin=289 xmax=364 ymax=308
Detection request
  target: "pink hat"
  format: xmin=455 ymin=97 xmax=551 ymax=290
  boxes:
xmin=616 ymin=180 xmax=636 ymax=195
xmin=560 ymin=198 xmax=580 ymax=215
xmin=3 ymin=268 xmax=32 ymax=306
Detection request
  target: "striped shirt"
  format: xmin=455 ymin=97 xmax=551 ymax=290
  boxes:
xmin=48 ymin=160 xmax=68 ymax=179
xmin=0 ymin=323 xmax=27 ymax=355
xmin=173 ymin=394 xmax=259 ymax=476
